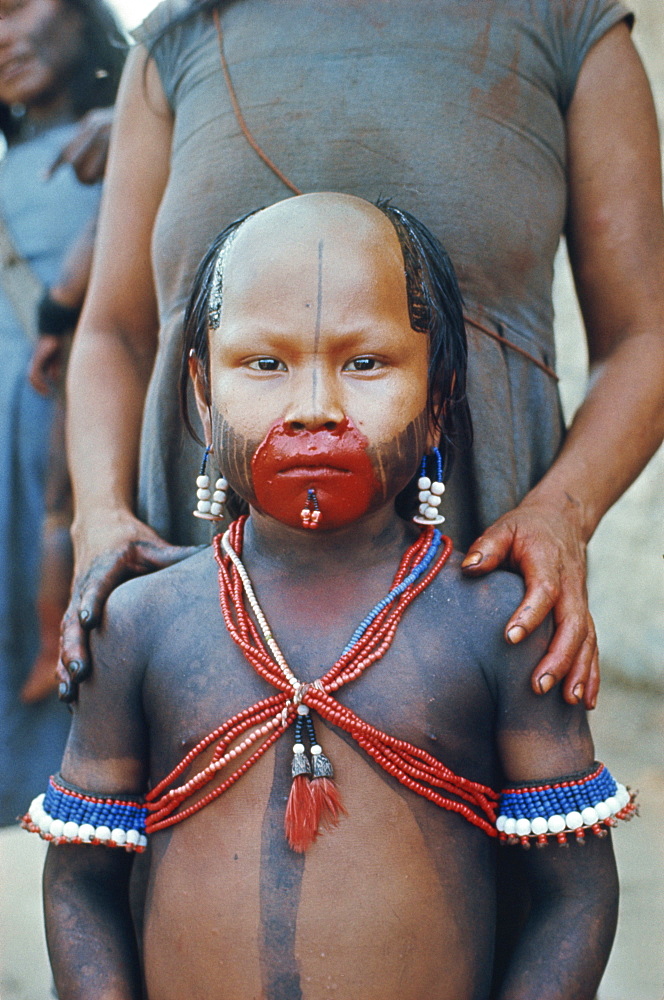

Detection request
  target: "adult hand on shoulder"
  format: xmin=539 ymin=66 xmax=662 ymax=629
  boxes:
xmin=460 ymin=493 xmax=598 ymax=710
xmin=58 ymin=512 xmax=202 ymax=702
xmin=46 ymin=107 xmax=114 ymax=185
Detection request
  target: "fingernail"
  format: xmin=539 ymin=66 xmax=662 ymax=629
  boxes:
xmin=461 ymin=551 xmax=483 ymax=568
xmin=538 ymin=673 xmax=555 ymax=694
xmin=58 ymin=680 xmax=72 ymax=702
xmin=79 ymin=609 xmax=90 ymax=624
xmin=573 ymin=683 xmax=585 ymax=702
xmin=589 ymin=696 xmax=597 ymax=710
xmin=69 ymin=661 xmax=84 ymax=681
xmin=507 ymin=625 xmax=527 ymax=644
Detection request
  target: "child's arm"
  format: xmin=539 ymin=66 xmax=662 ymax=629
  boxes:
xmin=491 ymin=602 xmax=620 ymax=999
xmin=43 ymin=845 xmax=142 ymax=999
xmin=39 ymin=584 xmax=149 ymax=999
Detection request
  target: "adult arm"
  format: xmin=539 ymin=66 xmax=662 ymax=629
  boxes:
xmin=60 ymin=46 xmax=197 ymax=699
xmin=462 ymin=23 xmax=664 ymax=709
xmin=43 ymin=586 xmax=149 ymax=998
xmin=493 ymin=617 xmax=619 ymax=998
xmin=46 ymin=106 xmax=115 ymax=185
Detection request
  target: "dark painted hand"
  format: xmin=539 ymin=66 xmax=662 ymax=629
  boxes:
xmin=58 ymin=535 xmax=202 ymax=702
xmin=461 ymin=496 xmax=599 ymax=709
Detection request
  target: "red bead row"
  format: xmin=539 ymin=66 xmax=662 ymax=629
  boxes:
xmin=145 ymin=518 xmax=499 ymax=837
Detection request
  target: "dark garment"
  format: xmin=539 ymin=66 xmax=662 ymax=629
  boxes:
xmin=135 ymin=0 xmax=629 ymax=552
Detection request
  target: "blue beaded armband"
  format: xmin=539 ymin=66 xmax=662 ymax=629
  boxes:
xmin=496 ymin=762 xmax=637 ymax=846
xmin=21 ymin=774 xmax=148 ymax=852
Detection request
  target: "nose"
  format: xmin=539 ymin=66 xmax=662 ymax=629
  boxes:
xmin=283 ymin=367 xmax=345 ymax=432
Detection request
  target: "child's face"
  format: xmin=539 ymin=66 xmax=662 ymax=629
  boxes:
xmin=195 ymin=196 xmax=430 ymax=531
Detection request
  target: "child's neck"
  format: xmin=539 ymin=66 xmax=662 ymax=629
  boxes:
xmin=243 ymin=505 xmax=413 ymax=579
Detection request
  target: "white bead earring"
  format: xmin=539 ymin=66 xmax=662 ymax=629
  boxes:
xmin=413 ymin=447 xmax=445 ymax=525
xmin=193 ymin=444 xmax=228 ymax=521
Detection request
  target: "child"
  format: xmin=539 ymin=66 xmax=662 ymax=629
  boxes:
xmin=24 ymin=193 xmax=634 ymax=1000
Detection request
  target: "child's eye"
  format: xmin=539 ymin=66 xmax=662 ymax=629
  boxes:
xmin=246 ymin=358 xmax=287 ymax=372
xmin=343 ymin=357 xmax=384 ymax=372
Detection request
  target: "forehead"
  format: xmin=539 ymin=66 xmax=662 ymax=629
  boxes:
xmin=216 ymin=200 xmax=412 ymax=330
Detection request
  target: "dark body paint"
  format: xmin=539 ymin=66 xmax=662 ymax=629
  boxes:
xmin=45 ymin=533 xmax=618 ymax=999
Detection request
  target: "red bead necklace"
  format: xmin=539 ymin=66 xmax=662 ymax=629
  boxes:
xmin=145 ymin=517 xmax=499 ymax=847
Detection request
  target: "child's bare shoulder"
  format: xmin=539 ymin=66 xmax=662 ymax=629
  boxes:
xmin=93 ymin=546 xmax=217 ymax=665
xmin=429 ymin=549 xmax=550 ymax=684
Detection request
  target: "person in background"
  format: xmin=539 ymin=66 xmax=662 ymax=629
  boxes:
xmin=60 ymin=0 xmax=664 ymax=721
xmin=0 ymin=0 xmax=127 ymax=824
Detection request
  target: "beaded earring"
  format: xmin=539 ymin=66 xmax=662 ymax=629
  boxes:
xmin=413 ymin=447 xmax=445 ymax=525
xmin=193 ymin=444 xmax=228 ymax=521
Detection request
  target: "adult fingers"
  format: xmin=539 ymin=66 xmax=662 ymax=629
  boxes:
xmin=58 ymin=595 xmax=91 ymax=702
xmin=60 ymin=540 xmax=202 ymax=697
xmin=584 ymin=648 xmax=601 ymax=710
xmin=76 ymin=541 xmax=200 ymax=627
xmin=528 ymin=591 xmax=596 ymax=701
xmin=460 ymin=519 xmax=516 ymax=574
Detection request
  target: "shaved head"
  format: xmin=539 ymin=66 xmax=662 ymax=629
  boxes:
xmin=181 ymin=194 xmax=470 ymax=519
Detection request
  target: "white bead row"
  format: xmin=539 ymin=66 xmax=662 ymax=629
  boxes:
xmin=413 ymin=475 xmax=446 ymax=525
xmin=194 ymin=476 xmax=228 ymax=520
xmin=24 ymin=793 xmax=147 ymax=851
xmin=496 ymin=783 xmax=631 ymax=838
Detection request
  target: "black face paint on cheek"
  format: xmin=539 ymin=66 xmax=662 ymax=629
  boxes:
xmin=211 ymin=407 xmax=260 ymax=506
xmin=367 ymin=408 xmax=428 ymax=502
xmin=211 ymin=405 xmax=428 ymax=528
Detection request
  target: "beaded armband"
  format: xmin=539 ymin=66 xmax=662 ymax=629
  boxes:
xmin=21 ymin=774 xmax=148 ymax=852
xmin=496 ymin=762 xmax=637 ymax=847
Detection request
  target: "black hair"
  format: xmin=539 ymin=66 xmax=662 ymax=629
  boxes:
xmin=0 ymin=0 xmax=128 ymax=142
xmin=179 ymin=200 xmax=472 ymax=516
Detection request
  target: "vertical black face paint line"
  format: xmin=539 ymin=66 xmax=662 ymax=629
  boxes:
xmin=259 ymin=741 xmax=305 ymax=999
xmin=311 ymin=239 xmax=324 ymax=417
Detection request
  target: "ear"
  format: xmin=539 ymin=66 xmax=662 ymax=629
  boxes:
xmin=188 ymin=351 xmax=212 ymax=446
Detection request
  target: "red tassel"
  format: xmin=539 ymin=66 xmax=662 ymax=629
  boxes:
xmin=310 ymin=777 xmax=346 ymax=831
xmin=284 ymin=775 xmax=318 ymax=852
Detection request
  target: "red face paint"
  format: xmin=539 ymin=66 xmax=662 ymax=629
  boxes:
xmin=251 ymin=418 xmax=382 ymax=531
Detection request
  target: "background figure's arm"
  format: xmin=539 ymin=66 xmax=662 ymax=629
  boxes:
xmin=29 ymin=216 xmax=97 ymax=396
xmin=46 ymin=106 xmax=115 ymax=185
xmin=463 ymin=22 xmax=664 ymax=709
xmin=43 ymin=585 xmax=149 ymax=997
xmin=61 ymin=46 xmax=197 ymax=699
xmin=494 ymin=618 xmax=619 ymax=998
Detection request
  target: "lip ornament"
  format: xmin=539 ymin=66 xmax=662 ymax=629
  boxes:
xmin=300 ymin=488 xmax=321 ymax=529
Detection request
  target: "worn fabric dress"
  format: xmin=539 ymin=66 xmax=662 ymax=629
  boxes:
xmin=135 ymin=0 xmax=629 ymax=552
xmin=0 ymin=123 xmax=100 ymax=825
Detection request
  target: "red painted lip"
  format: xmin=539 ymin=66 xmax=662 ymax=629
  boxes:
xmin=276 ymin=466 xmax=352 ymax=478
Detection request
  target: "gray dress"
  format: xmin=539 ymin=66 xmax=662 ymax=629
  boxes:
xmin=0 ymin=122 xmax=101 ymax=825
xmin=135 ymin=0 xmax=629 ymax=552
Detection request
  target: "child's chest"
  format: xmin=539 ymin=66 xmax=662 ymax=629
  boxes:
xmin=143 ymin=587 xmax=498 ymax=789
